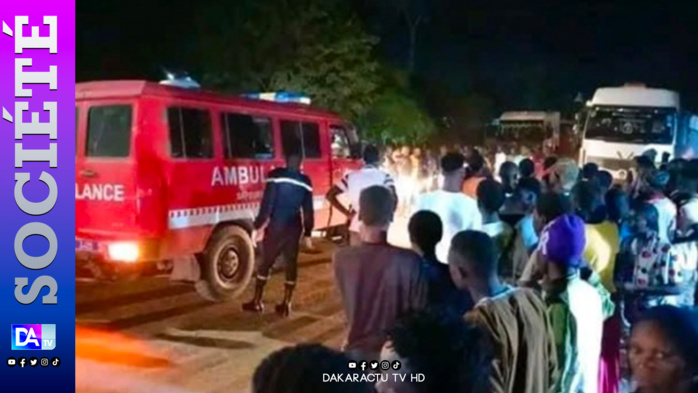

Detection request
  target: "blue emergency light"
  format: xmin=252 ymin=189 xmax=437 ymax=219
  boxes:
xmin=243 ymin=91 xmax=311 ymax=105
xmin=159 ymin=69 xmax=201 ymax=89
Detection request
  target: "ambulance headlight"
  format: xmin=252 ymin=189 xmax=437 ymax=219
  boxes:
xmin=107 ymin=242 xmax=140 ymax=263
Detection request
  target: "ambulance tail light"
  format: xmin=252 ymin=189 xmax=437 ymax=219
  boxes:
xmin=107 ymin=241 xmax=140 ymax=263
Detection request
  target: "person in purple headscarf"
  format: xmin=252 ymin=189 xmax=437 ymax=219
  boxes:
xmin=540 ymin=214 xmax=605 ymax=393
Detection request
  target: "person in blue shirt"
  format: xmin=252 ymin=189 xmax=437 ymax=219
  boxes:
xmin=242 ymin=151 xmax=314 ymax=317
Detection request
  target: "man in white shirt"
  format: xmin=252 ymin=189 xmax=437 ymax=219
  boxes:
xmin=414 ymin=152 xmax=482 ymax=263
xmin=326 ymin=145 xmax=397 ymax=245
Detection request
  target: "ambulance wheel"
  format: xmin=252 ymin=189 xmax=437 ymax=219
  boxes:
xmin=195 ymin=226 xmax=255 ymax=302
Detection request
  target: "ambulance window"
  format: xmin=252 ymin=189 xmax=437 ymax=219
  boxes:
xmin=167 ymin=107 xmax=213 ymax=159
xmin=281 ymin=120 xmax=303 ymax=156
xmin=221 ymin=113 xmax=274 ymax=159
xmin=301 ymin=122 xmax=322 ymax=158
xmin=330 ymin=125 xmax=350 ymax=159
xmin=86 ymin=105 xmax=132 ymax=157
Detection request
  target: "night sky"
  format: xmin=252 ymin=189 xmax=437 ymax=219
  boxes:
xmin=76 ymin=0 xmax=698 ymax=113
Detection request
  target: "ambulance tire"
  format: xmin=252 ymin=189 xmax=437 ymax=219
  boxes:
xmin=195 ymin=225 xmax=255 ymax=302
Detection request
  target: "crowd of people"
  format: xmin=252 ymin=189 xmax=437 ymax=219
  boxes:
xmin=249 ymin=144 xmax=698 ymax=393
xmin=379 ymin=143 xmax=549 ymax=214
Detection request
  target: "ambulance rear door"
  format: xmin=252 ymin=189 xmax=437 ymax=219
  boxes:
xmin=75 ymin=100 xmax=140 ymax=253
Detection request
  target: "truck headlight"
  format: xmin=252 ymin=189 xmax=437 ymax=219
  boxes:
xmin=107 ymin=242 xmax=140 ymax=263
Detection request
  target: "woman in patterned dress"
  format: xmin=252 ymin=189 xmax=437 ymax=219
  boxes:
xmin=615 ymin=203 xmax=693 ymax=328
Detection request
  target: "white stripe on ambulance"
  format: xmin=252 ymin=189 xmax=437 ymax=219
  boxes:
xmin=76 ymin=183 xmax=125 ymax=202
xmin=168 ymin=197 xmax=325 ymax=229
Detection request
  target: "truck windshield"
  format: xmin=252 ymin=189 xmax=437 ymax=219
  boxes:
xmin=584 ymin=106 xmax=675 ymax=144
xmin=498 ymin=121 xmax=548 ymax=142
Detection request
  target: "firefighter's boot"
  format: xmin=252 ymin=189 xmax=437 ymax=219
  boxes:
xmin=275 ymin=283 xmax=295 ymax=317
xmin=242 ymin=278 xmax=266 ymax=313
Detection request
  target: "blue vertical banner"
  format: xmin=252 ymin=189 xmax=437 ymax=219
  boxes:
xmin=0 ymin=1 xmax=75 ymax=391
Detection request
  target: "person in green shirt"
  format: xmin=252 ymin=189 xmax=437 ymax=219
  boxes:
xmin=540 ymin=214 xmax=605 ymax=393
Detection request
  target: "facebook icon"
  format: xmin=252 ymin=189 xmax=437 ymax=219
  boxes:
xmin=11 ymin=325 xmax=56 ymax=350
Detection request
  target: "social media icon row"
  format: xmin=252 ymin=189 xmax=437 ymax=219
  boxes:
xmin=348 ymin=360 xmax=401 ymax=371
xmin=7 ymin=357 xmax=59 ymax=368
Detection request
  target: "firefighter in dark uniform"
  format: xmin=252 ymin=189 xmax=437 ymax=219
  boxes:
xmin=242 ymin=151 xmax=314 ymax=317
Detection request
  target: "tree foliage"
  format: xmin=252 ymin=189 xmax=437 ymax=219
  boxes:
xmin=357 ymin=68 xmax=436 ymax=145
xmin=194 ymin=0 xmax=380 ymax=119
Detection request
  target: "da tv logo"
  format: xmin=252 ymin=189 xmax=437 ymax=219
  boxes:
xmin=11 ymin=325 xmax=56 ymax=350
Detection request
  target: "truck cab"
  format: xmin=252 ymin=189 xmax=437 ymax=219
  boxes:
xmin=490 ymin=111 xmax=561 ymax=155
xmin=578 ymin=83 xmax=684 ymax=180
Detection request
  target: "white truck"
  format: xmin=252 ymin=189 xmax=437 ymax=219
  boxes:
xmin=491 ymin=111 xmax=561 ymax=153
xmin=578 ymin=83 xmax=698 ymax=179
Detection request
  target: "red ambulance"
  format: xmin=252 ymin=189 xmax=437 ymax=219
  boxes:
xmin=75 ymin=80 xmax=362 ymax=301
